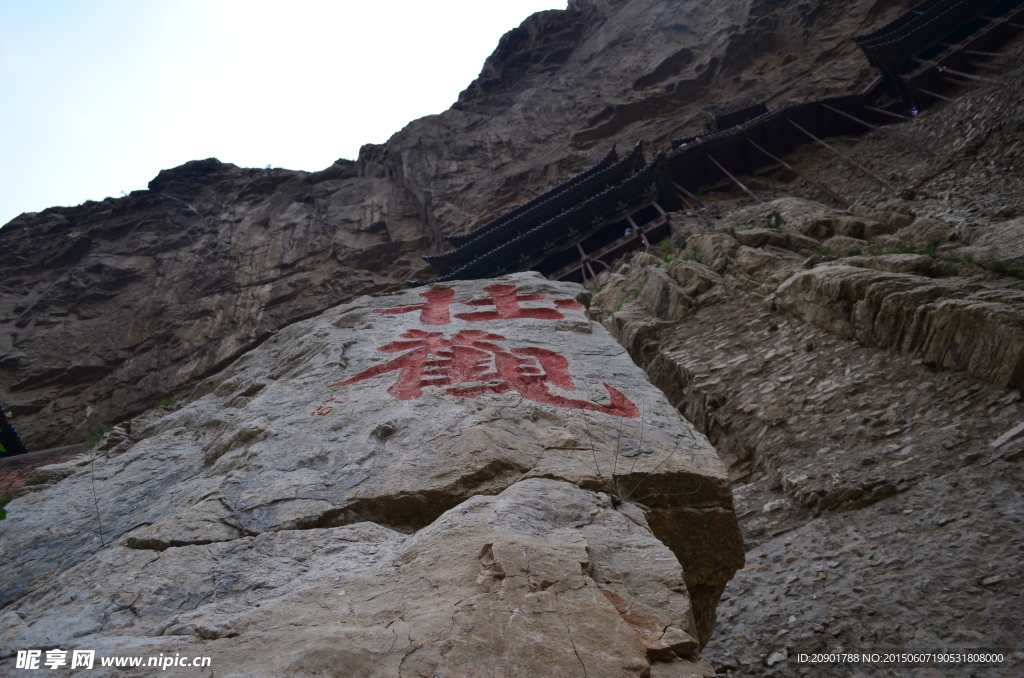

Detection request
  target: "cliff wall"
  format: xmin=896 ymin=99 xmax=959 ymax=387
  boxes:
xmin=0 ymin=0 xmax=915 ymax=449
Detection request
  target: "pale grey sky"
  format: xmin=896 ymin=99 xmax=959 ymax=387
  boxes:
xmin=0 ymin=0 xmax=565 ymax=227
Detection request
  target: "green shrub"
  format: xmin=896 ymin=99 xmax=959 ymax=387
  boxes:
xmin=87 ymin=427 xmax=109 ymax=446
xmin=884 ymin=243 xmax=915 ymax=255
xmin=0 ymin=492 xmax=11 ymax=521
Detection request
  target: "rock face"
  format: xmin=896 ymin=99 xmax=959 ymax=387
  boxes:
xmin=584 ymin=73 xmax=1024 ymax=671
xmin=0 ymin=0 xmax=917 ymax=450
xmin=0 ymin=158 xmax=433 ymax=450
xmin=771 ymin=264 xmax=1024 ymax=389
xmin=0 ymin=273 xmax=742 ymax=674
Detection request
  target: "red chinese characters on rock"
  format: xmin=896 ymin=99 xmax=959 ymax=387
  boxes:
xmin=310 ymin=396 xmax=343 ymax=417
xmin=329 ymin=329 xmax=639 ymax=418
xmin=372 ymin=287 xmax=456 ymax=326
xmin=371 ymin=284 xmax=584 ymax=326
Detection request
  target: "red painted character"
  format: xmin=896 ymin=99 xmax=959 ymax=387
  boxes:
xmin=329 ymin=329 xmax=638 ymax=418
xmin=371 ymin=285 xmax=584 ymax=326
xmin=456 ymin=284 xmax=566 ymax=321
xmin=373 ymin=287 xmax=456 ymax=326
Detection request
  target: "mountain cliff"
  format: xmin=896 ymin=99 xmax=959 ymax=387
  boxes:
xmin=0 ymin=0 xmax=916 ymax=450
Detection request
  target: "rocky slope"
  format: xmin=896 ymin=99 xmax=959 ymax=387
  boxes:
xmin=0 ymin=0 xmax=917 ymax=450
xmin=590 ymin=72 xmax=1024 ymax=676
xmin=1 ymin=273 xmax=742 ymax=675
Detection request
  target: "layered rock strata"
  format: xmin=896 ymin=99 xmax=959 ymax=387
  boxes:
xmin=771 ymin=265 xmax=1024 ymax=389
xmin=0 ymin=273 xmax=743 ymax=674
xmin=0 ymin=158 xmax=433 ymax=451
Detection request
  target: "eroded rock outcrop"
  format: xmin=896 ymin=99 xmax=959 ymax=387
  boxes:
xmin=0 ymin=273 xmax=742 ymax=674
xmin=771 ymin=264 xmax=1024 ymax=389
xmin=581 ymin=77 xmax=1024 ymax=665
xmin=0 ymin=158 xmax=432 ymax=450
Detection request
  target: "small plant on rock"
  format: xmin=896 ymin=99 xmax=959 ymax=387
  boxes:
xmin=87 ymin=427 xmax=109 ymax=446
xmin=658 ymin=240 xmax=674 ymax=262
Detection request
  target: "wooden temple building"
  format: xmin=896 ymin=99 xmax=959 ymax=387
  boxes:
xmin=856 ymin=0 xmax=1024 ymax=109
xmin=412 ymin=0 xmax=1023 ymax=289
xmin=413 ymin=143 xmax=683 ymax=285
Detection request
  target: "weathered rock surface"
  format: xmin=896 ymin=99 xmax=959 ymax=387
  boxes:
xmin=0 ymin=0 xmax=918 ymax=450
xmin=0 ymin=273 xmax=742 ymax=673
xmin=5 ymin=3 xmax=1024 ymax=676
xmin=1 ymin=479 xmax=719 ymax=677
xmin=0 ymin=444 xmax=87 ymax=498
xmin=771 ymin=264 xmax=1024 ymax=389
xmin=0 ymin=158 xmax=433 ymax=451
xmin=584 ymin=74 xmax=1024 ymax=673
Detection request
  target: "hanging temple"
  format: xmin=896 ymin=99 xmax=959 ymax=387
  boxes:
xmin=412 ymin=0 xmax=1024 ymax=286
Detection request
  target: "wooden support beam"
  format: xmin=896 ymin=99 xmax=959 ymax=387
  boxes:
xmin=670 ymin=180 xmax=707 ymax=208
xmin=915 ymin=86 xmax=957 ymax=102
xmin=574 ymin=243 xmax=598 ymax=283
xmin=706 ymin=154 xmax=763 ymax=203
xmin=977 ymin=14 xmax=1024 ymax=28
xmin=864 ymin=106 xmax=914 ymax=122
xmin=652 ymin=201 xmax=680 ymax=240
xmin=747 ymin=138 xmax=851 ymax=208
xmin=941 ymin=75 xmax=984 ymax=89
xmin=674 ymin=191 xmax=695 ymax=209
xmin=820 ymin=103 xmax=935 ymax=157
xmin=963 ymin=49 xmax=1024 ymax=63
xmin=625 ymin=214 xmax=653 ymax=250
xmin=548 ymin=215 xmax=674 ymax=281
xmin=786 ymin=119 xmax=891 ymax=188
xmin=966 ymin=59 xmax=1006 ymax=73
xmin=913 ymin=58 xmax=1008 ymax=86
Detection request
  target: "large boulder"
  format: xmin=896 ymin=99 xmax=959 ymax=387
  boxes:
xmin=0 ymin=272 xmax=741 ymax=674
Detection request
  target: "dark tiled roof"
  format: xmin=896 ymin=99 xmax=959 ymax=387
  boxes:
xmin=425 ymin=143 xmax=646 ymax=272
xmin=443 ymin=145 xmax=622 ymax=249
xmin=412 ymin=153 xmax=680 ymax=286
xmin=855 ymin=0 xmax=1013 ymax=103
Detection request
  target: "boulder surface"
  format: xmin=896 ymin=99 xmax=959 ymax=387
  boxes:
xmin=0 ymin=272 xmax=742 ymax=675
